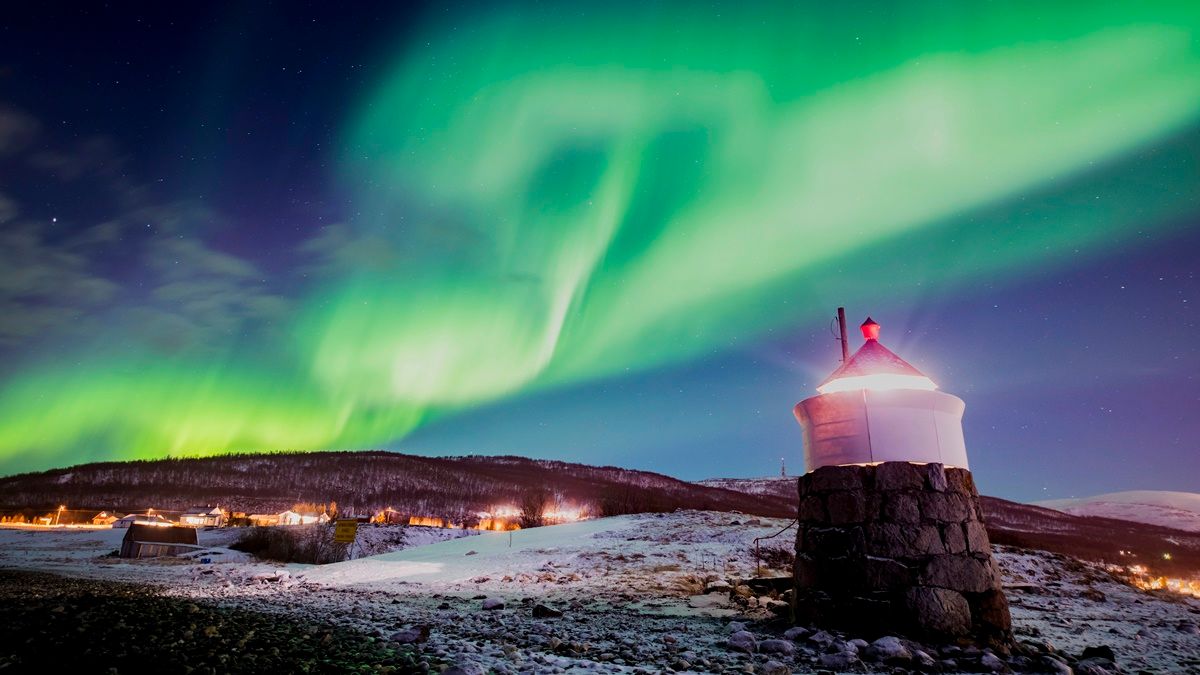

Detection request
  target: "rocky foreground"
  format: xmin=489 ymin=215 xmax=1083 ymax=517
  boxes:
xmin=0 ymin=571 xmax=428 ymax=674
xmin=2 ymin=513 xmax=1199 ymax=673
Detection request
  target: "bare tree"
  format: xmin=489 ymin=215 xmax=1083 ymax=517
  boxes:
xmin=518 ymin=487 xmax=549 ymax=529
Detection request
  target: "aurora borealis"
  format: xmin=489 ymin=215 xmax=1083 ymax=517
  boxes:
xmin=1 ymin=2 xmax=1198 ymax=499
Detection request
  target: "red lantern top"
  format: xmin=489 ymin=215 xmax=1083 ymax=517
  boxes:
xmin=817 ymin=317 xmax=936 ymax=394
xmin=861 ymin=317 xmax=881 ymax=341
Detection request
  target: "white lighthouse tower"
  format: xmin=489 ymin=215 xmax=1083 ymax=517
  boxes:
xmin=793 ymin=316 xmax=969 ymax=472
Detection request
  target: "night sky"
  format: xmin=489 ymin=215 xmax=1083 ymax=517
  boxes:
xmin=1 ymin=2 xmax=1197 ymax=502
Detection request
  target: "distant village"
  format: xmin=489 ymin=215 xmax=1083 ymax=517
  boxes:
xmin=0 ymin=501 xmax=586 ymax=532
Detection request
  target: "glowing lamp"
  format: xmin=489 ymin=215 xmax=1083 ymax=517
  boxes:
xmin=795 ymin=316 xmax=969 ymax=471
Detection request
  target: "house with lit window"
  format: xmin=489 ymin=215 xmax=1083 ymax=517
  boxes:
xmin=180 ymin=506 xmax=226 ymax=527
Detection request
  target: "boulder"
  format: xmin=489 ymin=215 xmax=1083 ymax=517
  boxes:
xmin=1075 ymin=659 xmax=1115 ymax=675
xmin=783 ymin=626 xmax=810 ymax=641
xmin=869 ymin=636 xmax=911 ymax=662
xmin=389 ymin=626 xmax=430 ymax=644
xmin=981 ymin=652 xmax=1008 ymax=672
xmin=727 ymin=630 xmax=757 ymax=653
xmin=480 ymin=597 xmax=505 ymax=611
xmin=818 ymin=652 xmax=858 ymax=670
xmin=1080 ymin=646 xmax=1115 ymax=662
xmin=759 ymin=639 xmax=796 ymax=655
xmin=532 ymin=603 xmax=562 ymax=618
xmin=762 ymin=660 xmax=791 ymax=675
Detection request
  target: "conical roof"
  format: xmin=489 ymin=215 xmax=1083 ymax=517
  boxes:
xmin=816 ymin=317 xmax=937 ymax=394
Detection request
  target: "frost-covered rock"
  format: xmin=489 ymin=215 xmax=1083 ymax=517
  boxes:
xmin=818 ymin=652 xmax=858 ymax=669
xmin=869 ymin=636 xmax=911 ymax=662
xmin=531 ymin=603 xmax=562 ymax=618
xmin=761 ymin=660 xmax=790 ymax=675
xmin=806 ymin=629 xmax=836 ymax=646
xmin=980 ymin=652 xmax=1008 ymax=672
xmin=783 ymin=626 xmax=809 ymax=641
xmin=389 ymin=626 xmax=429 ymax=644
xmin=480 ymin=597 xmax=505 ymax=611
xmin=759 ymin=639 xmax=795 ymax=655
xmin=726 ymin=630 xmax=757 ymax=653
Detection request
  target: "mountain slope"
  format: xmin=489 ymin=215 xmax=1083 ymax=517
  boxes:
xmin=1035 ymin=490 xmax=1200 ymax=533
xmin=0 ymin=451 xmax=795 ymax=520
xmin=695 ymin=476 xmax=795 ymax=499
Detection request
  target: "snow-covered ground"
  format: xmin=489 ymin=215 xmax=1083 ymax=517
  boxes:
xmin=1036 ymin=490 xmax=1200 ymax=533
xmin=2 ymin=512 xmax=1198 ymax=673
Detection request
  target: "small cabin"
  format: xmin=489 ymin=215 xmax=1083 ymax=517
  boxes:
xmin=119 ymin=524 xmax=199 ymax=558
xmin=180 ymin=506 xmax=226 ymax=527
xmin=112 ymin=513 xmax=172 ymax=529
xmin=92 ymin=511 xmax=118 ymax=526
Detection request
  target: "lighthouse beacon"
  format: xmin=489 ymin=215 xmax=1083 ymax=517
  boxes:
xmin=794 ymin=317 xmax=968 ymax=471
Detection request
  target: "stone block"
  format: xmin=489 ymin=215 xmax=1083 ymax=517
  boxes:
xmin=798 ymin=495 xmax=826 ymax=522
xmin=906 ymin=586 xmax=972 ymax=637
xmin=973 ymin=589 xmax=1013 ymax=639
xmin=807 ymin=465 xmax=867 ymax=493
xmin=794 ymin=554 xmax=818 ymax=588
xmin=827 ymin=491 xmax=869 ymax=525
xmin=863 ymin=557 xmax=914 ymax=590
xmin=945 ymin=468 xmax=978 ymax=496
xmin=921 ymin=555 xmax=997 ymax=593
xmin=943 ymin=523 xmax=968 ymax=554
xmin=922 ymin=463 xmax=948 ymax=491
xmin=920 ymin=492 xmax=972 ymax=523
xmin=875 ymin=462 xmax=925 ymax=491
xmin=808 ymin=526 xmax=865 ymax=558
xmin=965 ymin=521 xmax=991 ymax=554
xmin=914 ymin=524 xmax=947 ymax=556
xmin=881 ymin=493 xmax=920 ymax=524
xmin=866 ymin=523 xmax=944 ymax=558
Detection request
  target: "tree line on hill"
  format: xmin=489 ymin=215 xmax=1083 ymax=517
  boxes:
xmin=0 ymin=451 xmax=795 ymax=524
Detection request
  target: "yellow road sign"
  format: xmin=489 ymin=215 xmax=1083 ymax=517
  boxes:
xmin=333 ymin=518 xmax=358 ymax=544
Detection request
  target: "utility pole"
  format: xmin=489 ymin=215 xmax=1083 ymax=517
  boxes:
xmin=837 ymin=307 xmax=849 ymax=362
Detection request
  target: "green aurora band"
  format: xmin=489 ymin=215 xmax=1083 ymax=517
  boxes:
xmin=2 ymin=0 xmax=1200 ymax=471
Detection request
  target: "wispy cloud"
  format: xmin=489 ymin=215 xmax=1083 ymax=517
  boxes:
xmin=0 ymin=105 xmax=290 ymax=355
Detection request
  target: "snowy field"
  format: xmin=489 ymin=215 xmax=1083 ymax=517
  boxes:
xmin=2 ymin=512 xmax=1199 ymax=673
